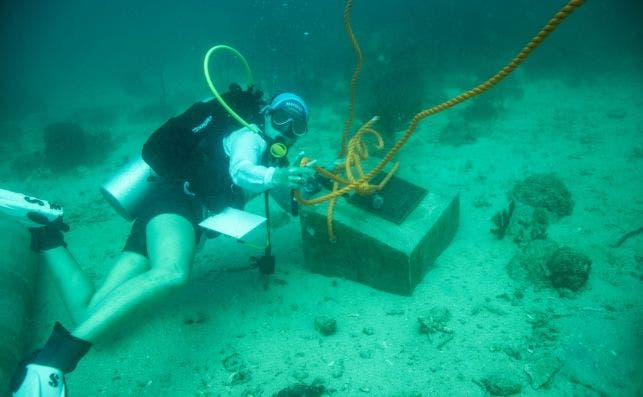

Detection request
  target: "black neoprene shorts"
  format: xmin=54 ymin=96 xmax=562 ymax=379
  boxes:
xmin=123 ymin=181 xmax=204 ymax=258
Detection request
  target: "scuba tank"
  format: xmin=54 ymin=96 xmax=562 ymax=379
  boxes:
xmin=100 ymin=156 xmax=160 ymax=220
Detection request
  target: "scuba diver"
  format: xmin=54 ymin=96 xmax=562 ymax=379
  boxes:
xmin=5 ymin=83 xmax=313 ymax=396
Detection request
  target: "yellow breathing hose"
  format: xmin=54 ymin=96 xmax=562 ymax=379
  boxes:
xmin=202 ymin=44 xmax=281 ymax=253
xmin=203 ymin=45 xmax=260 ymax=133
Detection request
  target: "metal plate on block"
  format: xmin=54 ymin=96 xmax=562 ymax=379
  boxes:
xmin=347 ymin=174 xmax=427 ymax=224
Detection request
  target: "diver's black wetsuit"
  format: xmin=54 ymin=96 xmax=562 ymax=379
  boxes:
xmin=123 ymin=85 xmax=266 ymax=257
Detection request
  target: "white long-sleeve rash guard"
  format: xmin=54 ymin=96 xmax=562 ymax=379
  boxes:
xmin=223 ymin=125 xmax=277 ymax=193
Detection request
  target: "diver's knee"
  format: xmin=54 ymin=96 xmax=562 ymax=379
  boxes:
xmin=168 ymin=270 xmax=190 ymax=288
xmin=154 ymin=267 xmax=190 ymax=289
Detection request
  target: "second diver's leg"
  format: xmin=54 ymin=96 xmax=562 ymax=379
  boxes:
xmin=71 ymin=213 xmax=197 ymax=342
xmin=41 ymin=247 xmax=95 ymax=325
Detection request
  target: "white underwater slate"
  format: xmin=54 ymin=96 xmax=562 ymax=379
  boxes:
xmin=199 ymin=207 xmax=266 ymax=239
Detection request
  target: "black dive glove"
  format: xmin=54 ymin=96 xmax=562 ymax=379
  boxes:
xmin=29 ymin=216 xmax=70 ymax=252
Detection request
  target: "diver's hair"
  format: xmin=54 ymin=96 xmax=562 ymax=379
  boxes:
xmin=223 ymin=83 xmax=267 ymax=127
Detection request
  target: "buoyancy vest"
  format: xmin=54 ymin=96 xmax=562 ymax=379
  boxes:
xmin=142 ymin=84 xmax=266 ymax=211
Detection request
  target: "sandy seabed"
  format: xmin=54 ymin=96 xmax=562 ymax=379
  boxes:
xmin=2 ymin=72 xmax=642 ymax=396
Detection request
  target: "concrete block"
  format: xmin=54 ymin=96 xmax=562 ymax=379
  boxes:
xmin=300 ymin=186 xmax=459 ymax=295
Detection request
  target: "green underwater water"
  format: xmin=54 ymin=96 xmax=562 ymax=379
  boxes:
xmin=0 ymin=1 xmax=641 ymax=395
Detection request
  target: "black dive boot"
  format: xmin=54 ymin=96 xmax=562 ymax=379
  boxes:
xmin=11 ymin=322 xmax=91 ymax=397
xmin=29 ymin=217 xmax=69 ymax=252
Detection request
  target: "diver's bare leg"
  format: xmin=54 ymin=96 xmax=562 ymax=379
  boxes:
xmin=71 ymin=214 xmax=196 ymax=342
xmin=42 ymin=248 xmax=149 ymax=325
xmin=87 ymin=252 xmax=149 ymax=312
xmin=41 ymin=247 xmax=95 ymax=324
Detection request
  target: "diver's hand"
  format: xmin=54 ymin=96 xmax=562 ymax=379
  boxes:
xmin=272 ymin=166 xmax=315 ymax=189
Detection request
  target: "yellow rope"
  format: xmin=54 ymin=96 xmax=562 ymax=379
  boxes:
xmin=326 ymin=181 xmax=340 ymax=242
xmin=337 ymin=0 xmax=363 ymax=158
xmin=362 ymin=0 xmax=586 ymax=182
xmin=297 ymin=0 xmax=585 ymax=240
